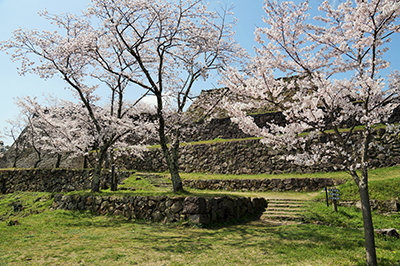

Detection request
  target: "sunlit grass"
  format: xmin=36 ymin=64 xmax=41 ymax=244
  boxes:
xmin=304 ymin=201 xmax=400 ymax=229
xmin=1 ymin=165 xmax=400 ymax=265
xmin=1 ymin=205 xmax=399 ymax=266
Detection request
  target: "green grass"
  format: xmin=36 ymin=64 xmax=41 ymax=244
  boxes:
xmin=307 ymin=165 xmax=400 ymax=202
xmin=178 ymin=165 xmax=400 ymax=181
xmin=0 ymin=191 xmax=54 ymax=223
xmin=304 ymin=201 xmax=400 ymax=229
xmin=101 ymin=166 xmax=400 ymax=202
xmin=1 ymin=166 xmax=400 ymax=265
xmin=1 ymin=203 xmax=399 ymax=265
xmin=336 ymin=176 xmax=400 ymax=201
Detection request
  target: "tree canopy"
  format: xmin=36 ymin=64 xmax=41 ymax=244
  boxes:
xmin=222 ymin=1 xmax=400 ymax=265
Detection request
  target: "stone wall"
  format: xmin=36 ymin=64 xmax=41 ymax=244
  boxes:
xmin=0 ymin=149 xmax=85 ymax=169
xmin=120 ymin=139 xmax=305 ymax=174
xmin=119 ymin=138 xmax=400 ymax=174
xmin=0 ymin=169 xmax=132 ymax=194
xmin=184 ymin=112 xmax=286 ymax=142
xmin=339 ymin=199 xmax=400 ymax=213
xmin=182 ymin=178 xmax=344 ymax=192
xmin=2 ymin=104 xmax=400 ymax=173
xmin=184 ymin=105 xmax=400 ymax=142
xmin=3 ymin=135 xmax=400 ymax=176
xmin=51 ymin=194 xmax=268 ymax=225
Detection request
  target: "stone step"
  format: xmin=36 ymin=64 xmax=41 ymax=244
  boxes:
xmin=261 ymin=214 xmax=305 ymax=221
xmin=264 ymin=213 xmax=303 ymax=218
xmin=264 ymin=209 xmax=305 ymax=215
xmin=267 ymin=198 xmax=307 ymax=201
xmin=268 ymin=203 xmax=305 ymax=208
xmin=262 ymin=198 xmax=309 ymax=222
xmin=265 ymin=208 xmax=304 ymax=212
xmin=267 ymin=200 xmax=308 ymax=204
xmin=267 ymin=200 xmax=309 ymax=203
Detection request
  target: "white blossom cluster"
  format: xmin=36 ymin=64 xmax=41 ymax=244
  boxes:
xmin=14 ymin=95 xmax=157 ymax=161
xmin=222 ymin=0 xmax=400 ymax=174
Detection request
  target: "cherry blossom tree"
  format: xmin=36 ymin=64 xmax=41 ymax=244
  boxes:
xmin=222 ymin=1 xmax=400 ymax=265
xmin=1 ymin=0 xmax=241 ymax=193
xmin=83 ymin=0 xmax=242 ymax=192
xmin=0 ymin=140 xmax=6 ymax=160
xmin=2 ymin=116 xmax=29 ymax=168
xmin=15 ymin=95 xmax=155 ymax=191
xmin=1 ymin=11 xmax=156 ymax=192
xmin=1 ymin=98 xmax=58 ymax=168
xmin=0 ymin=134 xmax=10 ymax=163
xmin=14 ymin=96 xmax=93 ymax=168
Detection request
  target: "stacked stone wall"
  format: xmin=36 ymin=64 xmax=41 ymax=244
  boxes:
xmin=119 ymin=138 xmax=400 ymax=174
xmin=0 ymin=169 xmax=131 ymax=194
xmin=182 ymin=178 xmax=344 ymax=192
xmin=0 ymin=149 xmax=85 ymax=169
xmin=2 ymin=104 xmax=400 ymax=173
xmin=0 ymin=169 xmax=342 ymax=195
xmin=339 ymin=199 xmax=400 ymax=213
xmin=51 ymin=194 xmax=268 ymax=225
xmin=184 ymin=106 xmax=400 ymax=142
xmin=185 ymin=112 xmax=286 ymax=142
xmin=2 ymin=135 xmax=400 ymax=176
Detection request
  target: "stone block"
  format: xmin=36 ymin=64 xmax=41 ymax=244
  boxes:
xmin=183 ymin=197 xmax=206 ymax=214
xmin=376 ymin=228 xmax=400 ymax=239
xmin=152 ymin=210 xmax=163 ymax=221
xmin=170 ymin=201 xmax=183 ymax=213
xmin=188 ymin=214 xmax=210 ymax=224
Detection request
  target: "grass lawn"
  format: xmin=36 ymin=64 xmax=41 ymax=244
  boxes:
xmin=1 ymin=166 xmax=400 ymax=265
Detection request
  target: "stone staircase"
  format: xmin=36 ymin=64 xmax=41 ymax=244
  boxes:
xmin=262 ymin=198 xmax=310 ymax=222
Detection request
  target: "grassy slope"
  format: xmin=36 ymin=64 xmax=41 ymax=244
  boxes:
xmin=0 ymin=167 xmax=400 ymax=265
xmin=1 ymin=203 xmax=399 ymax=266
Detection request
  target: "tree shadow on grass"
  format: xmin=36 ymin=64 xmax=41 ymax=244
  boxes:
xmin=51 ymin=210 xmax=133 ymax=228
xmin=48 ymin=209 xmax=399 ymax=265
xmin=200 ymin=220 xmax=366 ymax=263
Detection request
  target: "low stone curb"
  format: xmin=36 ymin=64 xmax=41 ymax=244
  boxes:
xmin=51 ymin=194 xmax=268 ymax=225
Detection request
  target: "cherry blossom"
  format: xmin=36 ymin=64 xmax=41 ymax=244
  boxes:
xmin=1 ymin=10 xmax=157 ymax=192
xmin=1 ymin=0 xmax=242 ymax=192
xmin=223 ymin=1 xmax=400 ymax=265
xmin=84 ymin=0 xmax=242 ymax=192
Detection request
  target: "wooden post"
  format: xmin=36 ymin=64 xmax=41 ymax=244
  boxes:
xmin=333 ymin=200 xmax=338 ymax=212
xmin=325 ymin=187 xmax=329 ymax=207
xmin=111 ymin=164 xmax=116 ymax=191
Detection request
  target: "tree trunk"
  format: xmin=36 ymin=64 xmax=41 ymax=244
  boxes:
xmin=83 ymin=154 xmax=88 ymax=169
xmin=104 ymin=151 xmax=110 ymax=169
xmin=156 ymin=94 xmax=184 ymax=193
xmin=33 ymin=156 xmax=41 ymax=168
xmin=33 ymin=150 xmax=42 ymax=168
xmin=169 ymin=143 xmax=184 ymax=193
xmin=12 ymin=145 xmax=19 ymax=168
xmin=55 ymin=153 xmax=62 ymax=168
xmin=170 ymin=167 xmax=183 ymax=192
xmin=159 ymin=142 xmax=184 ymax=192
xmin=359 ymin=176 xmax=377 ymax=266
xmin=357 ymin=132 xmax=377 ymax=266
xmin=91 ymin=163 xmax=102 ymax=193
xmin=91 ymin=149 xmax=107 ymax=193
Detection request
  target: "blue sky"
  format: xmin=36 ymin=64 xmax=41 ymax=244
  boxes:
xmin=0 ymin=0 xmax=399 ymax=145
